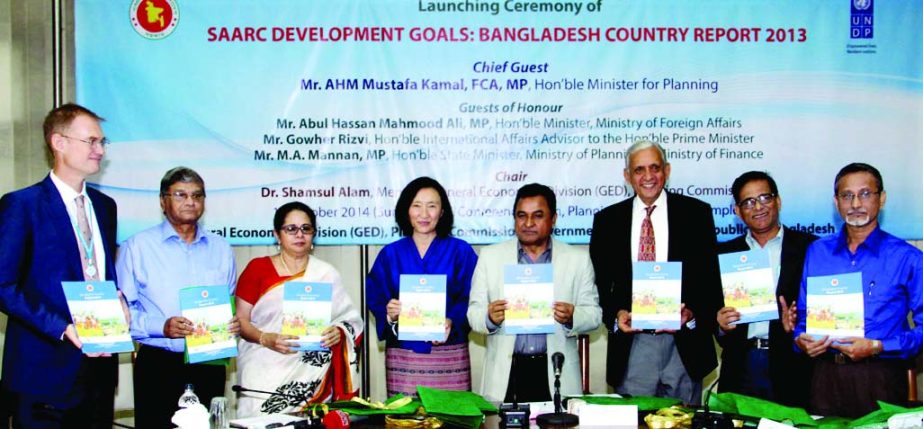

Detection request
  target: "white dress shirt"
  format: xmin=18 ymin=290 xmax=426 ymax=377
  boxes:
xmin=50 ymin=171 xmax=106 ymax=279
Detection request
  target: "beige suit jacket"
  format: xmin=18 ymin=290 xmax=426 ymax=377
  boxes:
xmin=467 ymin=238 xmax=601 ymax=402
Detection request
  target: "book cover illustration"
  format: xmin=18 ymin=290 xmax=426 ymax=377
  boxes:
xmin=61 ymin=280 xmax=134 ymax=354
xmin=281 ymin=282 xmax=333 ymax=351
xmin=398 ymin=274 xmax=447 ymax=341
xmin=631 ymin=262 xmax=682 ymax=330
xmin=806 ymin=272 xmax=864 ymax=339
xmin=719 ymin=250 xmax=778 ymax=324
xmin=179 ymin=285 xmax=237 ymax=363
xmin=503 ymin=264 xmax=554 ymax=334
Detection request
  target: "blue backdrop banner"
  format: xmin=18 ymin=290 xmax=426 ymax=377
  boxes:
xmin=75 ymin=0 xmax=923 ymax=245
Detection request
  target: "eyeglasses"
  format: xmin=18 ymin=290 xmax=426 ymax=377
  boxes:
xmin=281 ymin=224 xmax=315 ymax=236
xmin=837 ymin=189 xmax=880 ymax=203
xmin=62 ymin=134 xmax=110 ymax=148
xmin=162 ymin=191 xmax=206 ymax=202
xmin=738 ymin=193 xmax=776 ymax=210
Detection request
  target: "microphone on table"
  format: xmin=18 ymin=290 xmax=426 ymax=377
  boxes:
xmin=536 ymin=352 xmax=579 ymax=428
xmin=552 ymin=351 xmax=565 ymax=379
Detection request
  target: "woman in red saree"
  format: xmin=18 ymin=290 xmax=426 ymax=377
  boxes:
xmin=235 ymin=202 xmax=362 ymax=417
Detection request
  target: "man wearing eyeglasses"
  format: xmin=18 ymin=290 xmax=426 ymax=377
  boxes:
xmin=116 ymin=166 xmax=239 ymax=429
xmin=715 ymin=171 xmax=817 ymax=408
xmin=0 ymin=103 xmax=122 ymax=428
xmin=793 ymin=163 xmax=923 ymax=418
xmin=590 ymin=140 xmax=722 ymax=405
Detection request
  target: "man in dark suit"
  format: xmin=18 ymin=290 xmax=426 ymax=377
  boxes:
xmin=715 ymin=171 xmax=816 ymax=408
xmin=590 ymin=140 xmax=722 ymax=404
xmin=0 ymin=103 xmax=121 ymax=428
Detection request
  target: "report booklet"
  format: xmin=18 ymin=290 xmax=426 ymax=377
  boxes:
xmin=398 ymin=274 xmax=447 ymax=341
xmin=61 ymin=280 xmax=133 ymax=354
xmin=503 ymin=264 xmax=555 ymax=334
xmin=631 ymin=262 xmax=682 ymax=330
xmin=719 ymin=250 xmax=778 ymax=324
xmin=806 ymin=272 xmax=864 ymax=339
xmin=281 ymin=282 xmax=332 ymax=351
xmin=179 ymin=285 xmax=238 ymax=363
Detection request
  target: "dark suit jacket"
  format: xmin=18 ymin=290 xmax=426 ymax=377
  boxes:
xmin=0 ymin=175 xmax=118 ymax=406
xmin=591 ymin=192 xmax=723 ymax=388
xmin=716 ymin=226 xmax=816 ymax=408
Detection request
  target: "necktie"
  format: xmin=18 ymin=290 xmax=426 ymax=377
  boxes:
xmin=638 ymin=205 xmax=656 ymax=262
xmin=74 ymin=195 xmax=99 ymax=280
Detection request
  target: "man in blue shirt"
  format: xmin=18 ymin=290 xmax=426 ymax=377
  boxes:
xmin=794 ymin=163 xmax=923 ymax=418
xmin=117 ymin=167 xmax=239 ymax=429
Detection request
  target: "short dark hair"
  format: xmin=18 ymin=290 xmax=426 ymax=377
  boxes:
xmin=731 ymin=171 xmax=779 ymax=204
xmin=43 ymin=103 xmax=105 ymax=149
xmin=273 ymin=201 xmax=317 ymax=233
xmin=513 ymin=183 xmax=556 ymax=215
xmin=159 ymin=167 xmax=205 ymax=195
xmin=394 ymin=176 xmax=454 ymax=237
xmin=834 ymin=163 xmax=884 ymax=194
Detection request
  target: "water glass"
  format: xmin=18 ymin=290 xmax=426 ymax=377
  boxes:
xmin=209 ymin=396 xmax=229 ymax=429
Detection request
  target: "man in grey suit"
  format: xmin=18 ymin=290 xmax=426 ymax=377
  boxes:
xmin=468 ymin=183 xmax=601 ymax=403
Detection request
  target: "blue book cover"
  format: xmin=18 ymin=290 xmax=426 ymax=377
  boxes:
xmin=719 ymin=250 xmax=778 ymax=325
xmin=179 ymin=285 xmax=238 ymax=363
xmin=503 ymin=264 xmax=554 ymax=335
xmin=631 ymin=262 xmax=682 ymax=330
xmin=61 ymin=281 xmax=134 ymax=354
xmin=806 ymin=272 xmax=864 ymax=339
xmin=282 ymin=282 xmax=333 ymax=351
xmin=398 ymin=275 xmax=447 ymax=342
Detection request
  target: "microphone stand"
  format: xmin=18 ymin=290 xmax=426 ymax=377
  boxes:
xmin=691 ymin=379 xmax=733 ymax=429
xmin=536 ymin=353 xmax=578 ymax=428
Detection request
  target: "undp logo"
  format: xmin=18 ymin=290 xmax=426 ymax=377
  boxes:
xmin=850 ymin=0 xmax=873 ymax=39
xmin=130 ymin=0 xmax=179 ymax=40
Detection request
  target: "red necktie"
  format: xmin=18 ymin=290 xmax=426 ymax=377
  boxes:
xmin=638 ymin=205 xmax=656 ymax=262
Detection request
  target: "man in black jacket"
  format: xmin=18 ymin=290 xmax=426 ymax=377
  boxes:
xmin=590 ymin=140 xmax=722 ymax=405
xmin=715 ymin=171 xmax=816 ymax=408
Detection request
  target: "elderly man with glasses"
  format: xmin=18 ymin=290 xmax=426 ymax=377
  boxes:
xmin=116 ymin=166 xmax=239 ymax=429
xmin=793 ymin=163 xmax=923 ymax=418
xmin=715 ymin=171 xmax=817 ymax=408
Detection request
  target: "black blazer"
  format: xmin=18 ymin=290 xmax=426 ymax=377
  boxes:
xmin=590 ymin=192 xmax=723 ymax=388
xmin=716 ymin=226 xmax=817 ymax=408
